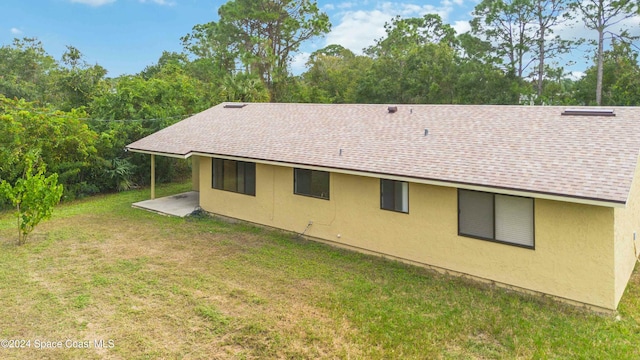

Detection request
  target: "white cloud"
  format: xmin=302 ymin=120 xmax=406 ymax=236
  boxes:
xmin=452 ymin=20 xmax=470 ymax=34
xmin=568 ymin=71 xmax=585 ymax=81
xmin=291 ymin=52 xmax=311 ymax=74
xmin=555 ymin=10 xmax=640 ymax=44
xmin=10 ymin=27 xmax=22 ymax=35
xmin=377 ymin=2 xmax=446 ymax=18
xmin=338 ymin=2 xmax=358 ymax=9
xmin=69 ymin=0 xmax=116 ymax=6
xmin=551 ymin=11 xmax=640 ymax=73
xmin=324 ymin=2 xmax=455 ymax=54
xmin=325 ymin=10 xmax=388 ymax=53
xmin=324 ymin=1 xmax=370 ymax=11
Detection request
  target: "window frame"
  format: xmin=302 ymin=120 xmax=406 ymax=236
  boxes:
xmin=293 ymin=168 xmax=330 ymax=200
xmin=211 ymin=158 xmax=256 ymax=196
xmin=457 ymin=189 xmax=535 ymax=249
xmin=380 ymin=179 xmax=409 ymax=213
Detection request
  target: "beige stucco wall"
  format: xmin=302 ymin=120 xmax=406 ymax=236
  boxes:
xmin=614 ymin=158 xmax=640 ymax=307
xmin=198 ymin=158 xmax=618 ymax=309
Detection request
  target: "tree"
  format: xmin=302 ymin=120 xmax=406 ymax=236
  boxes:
xmin=607 ymin=41 xmax=640 ymax=105
xmin=139 ymin=51 xmax=190 ymax=80
xmin=302 ymin=45 xmax=372 ymax=103
xmin=90 ymin=65 xmax=211 ymax=121
xmin=574 ymin=40 xmax=640 ymax=105
xmin=574 ymin=0 xmax=639 ymax=105
xmin=183 ymin=0 xmax=331 ymax=101
xmin=0 ymin=95 xmax=99 ymax=198
xmin=55 ymin=46 xmax=108 ymax=110
xmin=0 ymin=38 xmax=58 ymax=103
xmin=358 ymin=15 xmax=458 ymax=104
xmin=181 ymin=22 xmax=238 ymax=74
xmin=365 ymin=14 xmax=457 ymax=59
xmin=454 ymin=32 xmax=519 ymax=104
xmin=89 ymin=65 xmax=211 ymax=190
xmin=471 ymin=0 xmax=537 ymax=80
xmin=0 ymin=39 xmax=107 ymax=109
xmin=538 ymin=65 xmax=578 ymax=105
xmin=531 ymin=0 xmax=576 ymax=97
xmin=219 ymin=73 xmax=270 ymax=102
xmin=0 ymin=154 xmax=63 ymax=245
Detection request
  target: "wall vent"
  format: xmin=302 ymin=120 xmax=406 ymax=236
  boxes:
xmin=224 ymin=104 xmax=247 ymax=109
xmin=561 ymin=108 xmax=615 ymax=117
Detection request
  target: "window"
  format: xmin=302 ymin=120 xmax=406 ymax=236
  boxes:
xmin=294 ymin=168 xmax=329 ymax=200
xmin=458 ymin=189 xmax=534 ymax=248
xmin=380 ymin=179 xmax=408 ymax=213
xmin=212 ymin=158 xmax=256 ymax=196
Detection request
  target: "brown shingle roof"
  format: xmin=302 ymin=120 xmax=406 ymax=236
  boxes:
xmin=126 ymin=103 xmax=640 ymax=205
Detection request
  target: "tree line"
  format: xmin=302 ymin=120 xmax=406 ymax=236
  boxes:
xmin=1 ymin=0 xmax=639 ymax=204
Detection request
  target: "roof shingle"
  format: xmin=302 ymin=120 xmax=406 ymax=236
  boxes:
xmin=126 ymin=103 xmax=640 ymax=205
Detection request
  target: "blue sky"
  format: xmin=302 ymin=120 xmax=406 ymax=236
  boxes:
xmin=1 ymin=0 xmax=638 ymax=79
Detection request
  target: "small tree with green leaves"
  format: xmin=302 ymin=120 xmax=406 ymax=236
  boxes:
xmin=0 ymin=157 xmax=63 ymax=245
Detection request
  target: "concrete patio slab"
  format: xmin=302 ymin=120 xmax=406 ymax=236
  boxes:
xmin=132 ymin=191 xmax=199 ymax=217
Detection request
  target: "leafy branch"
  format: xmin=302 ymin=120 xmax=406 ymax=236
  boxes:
xmin=0 ymin=153 xmax=63 ymax=245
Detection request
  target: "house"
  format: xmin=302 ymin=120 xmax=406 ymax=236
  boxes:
xmin=126 ymin=103 xmax=640 ymax=311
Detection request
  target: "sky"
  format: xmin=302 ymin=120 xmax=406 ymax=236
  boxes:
xmin=1 ymin=0 xmax=639 ymax=79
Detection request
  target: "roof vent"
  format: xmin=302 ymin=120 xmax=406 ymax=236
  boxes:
xmin=224 ymin=103 xmax=247 ymax=109
xmin=388 ymin=106 xmax=398 ymax=113
xmin=561 ymin=108 xmax=615 ymax=117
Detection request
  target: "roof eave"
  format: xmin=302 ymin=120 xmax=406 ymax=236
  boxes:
xmin=189 ymin=152 xmax=627 ymax=209
xmin=126 ymin=148 xmax=191 ymax=159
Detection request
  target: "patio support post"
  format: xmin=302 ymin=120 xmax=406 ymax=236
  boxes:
xmin=151 ymin=154 xmax=156 ymax=200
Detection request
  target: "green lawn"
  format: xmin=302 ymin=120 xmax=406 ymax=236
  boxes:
xmin=0 ymin=183 xmax=639 ymax=359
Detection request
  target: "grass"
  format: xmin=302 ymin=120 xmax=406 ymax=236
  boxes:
xmin=0 ymin=182 xmax=639 ymax=359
